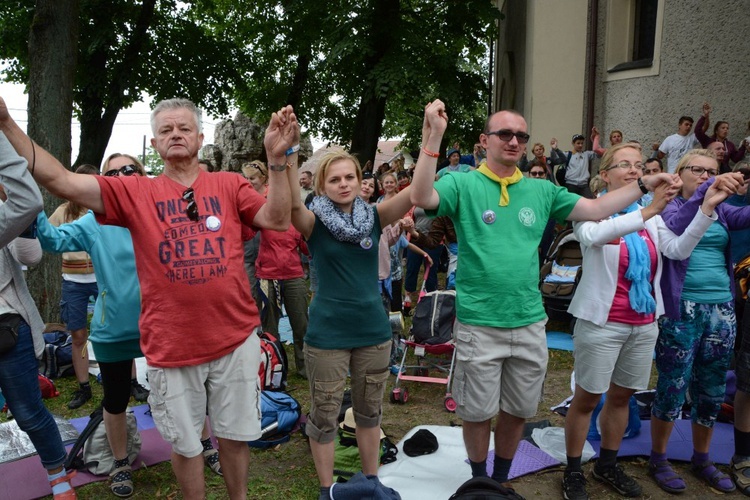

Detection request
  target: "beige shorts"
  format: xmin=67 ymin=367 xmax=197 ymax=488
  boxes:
xmin=147 ymin=333 xmax=261 ymax=457
xmin=573 ymin=318 xmax=658 ymax=394
xmin=452 ymin=318 xmax=548 ymax=421
xmin=304 ymin=341 xmax=390 ymax=444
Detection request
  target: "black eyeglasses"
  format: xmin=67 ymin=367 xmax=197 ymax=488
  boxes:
xmin=485 ymin=129 xmax=531 ymax=144
xmin=103 ymin=164 xmax=138 ymax=177
xmin=182 ymin=187 xmax=200 ymax=222
xmin=529 ymin=171 xmax=546 ymax=178
xmin=683 ymin=166 xmax=718 ymax=177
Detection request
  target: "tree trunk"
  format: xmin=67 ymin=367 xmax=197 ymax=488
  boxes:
xmin=348 ymin=0 xmax=399 ymax=165
xmin=350 ymin=97 xmax=388 ymax=166
xmin=26 ymin=0 xmax=80 ymax=322
xmin=73 ymin=0 xmax=157 ymax=168
xmin=285 ymin=51 xmax=310 ymax=118
xmin=75 ymin=102 xmax=120 ymax=168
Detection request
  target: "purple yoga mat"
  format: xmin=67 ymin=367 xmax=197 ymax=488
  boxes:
xmin=0 ymin=427 xmax=171 ymax=500
xmin=68 ymin=403 xmax=155 ymax=434
xmin=588 ymin=419 xmax=734 ymax=465
xmin=475 ymin=440 xmax=561 ymax=479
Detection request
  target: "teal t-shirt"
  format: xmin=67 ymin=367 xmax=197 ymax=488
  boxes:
xmin=437 ymin=163 xmax=472 ymax=179
xmin=305 ymin=209 xmax=390 ymax=349
xmin=430 ymin=171 xmax=580 ymax=327
xmin=682 ymin=221 xmax=732 ymax=304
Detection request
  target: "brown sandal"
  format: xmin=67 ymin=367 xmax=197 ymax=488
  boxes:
xmin=50 ymin=470 xmax=77 ymax=499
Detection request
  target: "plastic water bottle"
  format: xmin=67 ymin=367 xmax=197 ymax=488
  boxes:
xmin=403 ymin=296 xmax=412 ymax=316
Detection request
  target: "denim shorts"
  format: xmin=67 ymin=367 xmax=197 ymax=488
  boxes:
xmin=60 ymin=279 xmax=98 ymax=330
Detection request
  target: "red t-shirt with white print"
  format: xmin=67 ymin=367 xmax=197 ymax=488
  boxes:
xmin=95 ymin=170 xmax=265 ymax=367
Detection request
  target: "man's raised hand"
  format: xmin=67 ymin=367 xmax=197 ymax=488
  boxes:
xmin=264 ymin=105 xmax=299 ymax=164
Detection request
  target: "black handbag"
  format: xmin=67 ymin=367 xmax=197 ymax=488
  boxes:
xmin=0 ymin=313 xmax=22 ymax=355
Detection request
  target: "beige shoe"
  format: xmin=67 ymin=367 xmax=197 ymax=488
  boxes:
xmin=203 ymin=449 xmax=222 ymax=476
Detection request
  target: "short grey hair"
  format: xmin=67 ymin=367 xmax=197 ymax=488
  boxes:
xmin=150 ymin=98 xmax=203 ymax=135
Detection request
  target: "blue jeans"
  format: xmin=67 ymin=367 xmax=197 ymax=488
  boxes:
xmin=404 ymin=246 xmax=442 ymax=293
xmin=0 ymin=320 xmax=66 ymax=469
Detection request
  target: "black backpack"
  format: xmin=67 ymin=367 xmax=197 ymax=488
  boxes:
xmin=410 ymin=290 xmax=456 ymax=345
xmin=449 ymin=477 xmax=525 ymax=500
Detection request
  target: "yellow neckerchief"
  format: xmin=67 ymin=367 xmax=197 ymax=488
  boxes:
xmin=477 ymin=164 xmax=523 ymax=206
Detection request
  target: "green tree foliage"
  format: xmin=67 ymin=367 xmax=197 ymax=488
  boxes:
xmin=141 ymin=145 xmax=164 ymax=175
xmin=0 ymin=0 xmax=244 ymax=168
xmin=1 ymin=0 xmax=500 ymax=167
xmin=198 ymin=0 xmax=501 ymax=162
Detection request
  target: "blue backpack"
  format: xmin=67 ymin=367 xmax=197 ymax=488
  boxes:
xmin=41 ymin=330 xmax=74 ymax=379
xmin=248 ymin=391 xmax=301 ymax=449
xmin=588 ymin=394 xmax=641 ymax=440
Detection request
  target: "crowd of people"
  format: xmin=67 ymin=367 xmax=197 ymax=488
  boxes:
xmin=0 ymin=92 xmax=750 ymax=500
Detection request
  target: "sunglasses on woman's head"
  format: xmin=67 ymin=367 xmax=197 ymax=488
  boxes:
xmin=529 ymin=171 xmax=546 ymax=178
xmin=103 ymin=164 xmax=138 ymax=177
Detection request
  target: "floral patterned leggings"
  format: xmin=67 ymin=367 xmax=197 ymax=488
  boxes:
xmin=652 ymin=300 xmax=735 ymax=427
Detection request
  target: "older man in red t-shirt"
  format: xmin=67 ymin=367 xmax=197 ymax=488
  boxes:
xmin=0 ymin=96 xmax=298 ymax=500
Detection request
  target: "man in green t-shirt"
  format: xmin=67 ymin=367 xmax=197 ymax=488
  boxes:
xmin=410 ymin=100 xmax=678 ymax=496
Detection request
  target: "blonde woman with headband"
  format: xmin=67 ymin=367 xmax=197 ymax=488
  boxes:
xmin=241 ymin=160 xmax=269 ymax=196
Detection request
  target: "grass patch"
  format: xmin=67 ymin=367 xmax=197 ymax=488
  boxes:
xmin=6 ymin=273 xmax=587 ymax=499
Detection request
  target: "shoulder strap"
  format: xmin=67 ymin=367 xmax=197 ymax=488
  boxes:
xmin=63 ymin=407 xmax=104 ymax=470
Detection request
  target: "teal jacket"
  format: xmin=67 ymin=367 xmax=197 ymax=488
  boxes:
xmin=36 ymin=210 xmax=142 ymax=358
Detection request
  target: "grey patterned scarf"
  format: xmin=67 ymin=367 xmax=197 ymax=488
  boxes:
xmin=310 ymin=195 xmax=375 ymax=244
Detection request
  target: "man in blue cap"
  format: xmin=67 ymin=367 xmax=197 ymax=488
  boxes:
xmin=436 ymin=148 xmax=473 ymax=179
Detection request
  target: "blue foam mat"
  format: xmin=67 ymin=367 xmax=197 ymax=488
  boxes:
xmin=588 ymin=419 xmax=734 ymax=465
xmin=547 ymin=330 xmax=573 ymax=351
xmin=278 ymin=315 xmax=293 ymax=343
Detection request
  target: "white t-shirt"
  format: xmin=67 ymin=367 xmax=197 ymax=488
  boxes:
xmin=659 ymin=133 xmax=699 ymax=173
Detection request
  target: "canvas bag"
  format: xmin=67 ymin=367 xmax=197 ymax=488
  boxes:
xmin=65 ymin=407 xmax=141 ymax=475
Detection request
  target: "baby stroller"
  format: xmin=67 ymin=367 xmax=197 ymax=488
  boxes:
xmin=539 ymin=228 xmax=582 ymax=327
xmin=391 ymin=275 xmax=457 ymax=412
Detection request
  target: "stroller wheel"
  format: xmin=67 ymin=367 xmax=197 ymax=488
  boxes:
xmin=391 ymin=388 xmax=408 ymax=404
xmin=444 ymin=395 xmax=457 ymax=412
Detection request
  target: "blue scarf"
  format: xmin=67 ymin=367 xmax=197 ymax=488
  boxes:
xmin=604 ymin=190 xmax=656 ymax=314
